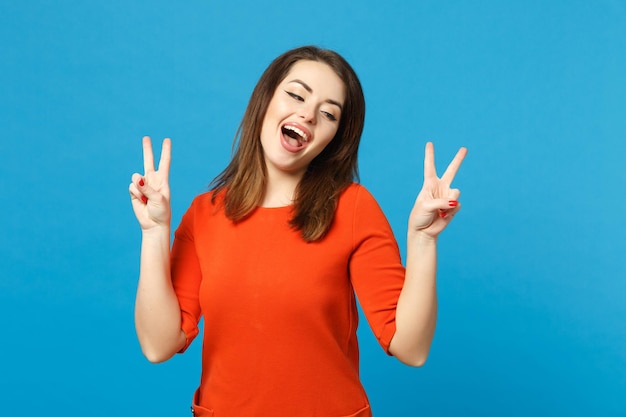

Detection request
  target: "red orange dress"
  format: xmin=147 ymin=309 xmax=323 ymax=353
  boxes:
xmin=171 ymin=183 xmax=405 ymax=416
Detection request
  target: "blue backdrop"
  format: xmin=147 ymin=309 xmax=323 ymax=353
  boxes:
xmin=1 ymin=1 xmax=624 ymax=415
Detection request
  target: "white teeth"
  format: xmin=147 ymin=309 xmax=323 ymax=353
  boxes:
xmin=284 ymin=125 xmax=308 ymax=142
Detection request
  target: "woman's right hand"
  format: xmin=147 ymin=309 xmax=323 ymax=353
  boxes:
xmin=129 ymin=136 xmax=172 ymax=231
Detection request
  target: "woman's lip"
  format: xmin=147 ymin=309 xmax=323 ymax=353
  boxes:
xmin=282 ymin=122 xmax=312 ymax=142
xmin=279 ymin=121 xmax=312 ymax=153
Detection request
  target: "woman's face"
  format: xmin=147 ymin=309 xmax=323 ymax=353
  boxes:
xmin=260 ymin=60 xmax=345 ymax=179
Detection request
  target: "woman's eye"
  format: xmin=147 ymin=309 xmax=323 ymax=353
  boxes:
xmin=285 ymin=91 xmax=304 ymax=101
xmin=322 ymin=111 xmax=337 ymax=121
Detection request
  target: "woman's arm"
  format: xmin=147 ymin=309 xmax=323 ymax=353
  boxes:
xmin=388 ymin=142 xmax=467 ymax=366
xmin=129 ymin=137 xmax=186 ymax=363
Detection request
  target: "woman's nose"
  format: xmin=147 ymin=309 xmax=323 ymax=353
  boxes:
xmin=298 ymin=104 xmax=316 ymax=124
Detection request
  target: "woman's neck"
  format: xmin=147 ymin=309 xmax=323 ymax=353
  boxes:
xmin=261 ymin=165 xmax=304 ymax=207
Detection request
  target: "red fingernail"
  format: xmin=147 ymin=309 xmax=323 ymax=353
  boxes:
xmin=139 ymin=178 xmax=144 ymax=187
xmin=439 ymin=211 xmax=447 ymax=218
xmin=141 ymin=196 xmax=147 ymax=203
xmin=449 ymin=200 xmax=458 ymax=207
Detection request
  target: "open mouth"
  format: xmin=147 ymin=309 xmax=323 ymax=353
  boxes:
xmin=281 ymin=124 xmax=309 ymax=147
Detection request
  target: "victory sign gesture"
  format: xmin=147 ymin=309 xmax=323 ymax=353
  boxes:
xmin=129 ymin=136 xmax=172 ymax=231
xmin=409 ymin=142 xmax=467 ymax=238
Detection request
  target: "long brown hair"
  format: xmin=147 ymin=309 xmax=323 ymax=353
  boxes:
xmin=211 ymin=46 xmax=366 ymax=242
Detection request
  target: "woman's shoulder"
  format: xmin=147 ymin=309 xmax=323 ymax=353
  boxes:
xmin=340 ymin=182 xmax=378 ymax=205
xmin=187 ymin=189 xmax=224 ymax=213
xmin=335 ymin=183 xmax=385 ymax=219
xmin=335 ymin=183 xmax=394 ymax=243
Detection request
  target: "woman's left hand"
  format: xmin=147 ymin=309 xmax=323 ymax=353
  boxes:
xmin=409 ymin=142 xmax=467 ymax=239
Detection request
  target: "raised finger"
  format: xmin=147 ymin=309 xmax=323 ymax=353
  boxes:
xmin=158 ymin=138 xmax=172 ymax=180
xmin=441 ymin=147 xmax=467 ymax=184
xmin=423 ymin=142 xmax=437 ymax=179
xmin=142 ymin=136 xmax=155 ymax=173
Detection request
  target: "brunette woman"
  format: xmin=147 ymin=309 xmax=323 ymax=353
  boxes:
xmin=129 ymin=45 xmax=466 ymax=417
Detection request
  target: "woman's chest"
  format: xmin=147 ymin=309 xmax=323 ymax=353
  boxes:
xmin=194 ymin=211 xmax=355 ymax=320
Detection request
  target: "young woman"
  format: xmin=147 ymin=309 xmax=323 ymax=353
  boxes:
xmin=129 ymin=46 xmax=466 ymax=417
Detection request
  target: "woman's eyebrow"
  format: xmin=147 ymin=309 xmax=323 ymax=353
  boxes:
xmin=287 ymin=79 xmax=343 ymax=111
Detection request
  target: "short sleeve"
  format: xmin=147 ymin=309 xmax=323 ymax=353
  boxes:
xmin=348 ymin=186 xmax=405 ymax=354
xmin=170 ymin=197 xmax=203 ymax=353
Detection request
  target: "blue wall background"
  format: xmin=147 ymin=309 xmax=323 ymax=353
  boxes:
xmin=1 ymin=1 xmax=624 ymax=415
